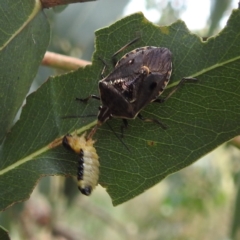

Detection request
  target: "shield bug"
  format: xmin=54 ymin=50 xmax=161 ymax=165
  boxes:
xmin=62 ymin=133 xmax=99 ymax=196
xmin=79 ymin=38 xmax=196 ymax=139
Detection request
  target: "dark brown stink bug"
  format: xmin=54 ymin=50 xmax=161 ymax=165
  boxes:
xmin=79 ymin=38 xmax=196 ymax=139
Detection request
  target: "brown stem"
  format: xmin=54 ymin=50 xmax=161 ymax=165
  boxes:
xmin=230 ymin=136 xmax=240 ymax=149
xmin=41 ymin=0 xmax=96 ymax=8
xmin=42 ymin=51 xmax=91 ymax=71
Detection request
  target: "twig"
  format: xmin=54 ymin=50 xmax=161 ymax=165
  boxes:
xmin=41 ymin=0 xmax=96 ymax=8
xmin=42 ymin=51 xmax=91 ymax=71
xmin=230 ymin=136 xmax=240 ymax=149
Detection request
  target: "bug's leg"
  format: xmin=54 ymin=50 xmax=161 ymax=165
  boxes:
xmin=76 ymin=95 xmax=100 ymax=103
xmin=111 ymin=37 xmax=140 ymax=66
xmin=99 ymin=37 xmax=140 ymax=73
xmin=137 ymin=113 xmax=167 ymax=130
xmin=155 ymin=77 xmax=197 ymax=103
xmin=61 ymin=96 xmax=99 ymax=119
xmin=120 ymin=119 xmax=128 ymax=138
xmin=61 ymin=97 xmax=98 ymax=119
xmin=106 ymin=121 xmax=130 ymax=152
xmin=98 ymin=57 xmax=109 ymax=78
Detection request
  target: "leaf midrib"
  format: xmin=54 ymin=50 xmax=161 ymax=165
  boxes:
xmin=0 ymin=121 xmax=97 ymax=176
xmin=0 ymin=0 xmax=41 ymax=50
xmin=168 ymin=54 xmax=240 ymax=88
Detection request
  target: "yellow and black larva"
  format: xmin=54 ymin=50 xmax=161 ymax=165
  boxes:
xmin=62 ymin=133 xmax=99 ymax=196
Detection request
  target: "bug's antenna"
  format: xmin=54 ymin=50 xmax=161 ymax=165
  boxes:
xmin=61 ymin=114 xmax=97 ymax=119
xmin=112 ymin=37 xmax=140 ymax=58
xmin=106 ymin=122 xmax=130 ymax=152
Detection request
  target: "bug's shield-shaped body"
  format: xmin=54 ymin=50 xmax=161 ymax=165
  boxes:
xmin=62 ymin=133 xmax=99 ymax=196
xmin=98 ymin=47 xmax=172 ymax=123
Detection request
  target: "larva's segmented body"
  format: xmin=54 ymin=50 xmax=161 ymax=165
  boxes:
xmin=62 ymin=133 xmax=99 ymax=196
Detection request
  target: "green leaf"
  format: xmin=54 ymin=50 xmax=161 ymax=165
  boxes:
xmin=1 ymin=8 xmax=240 ymax=209
xmin=0 ymin=226 xmax=10 ymax=240
xmin=0 ymin=0 xmax=50 ymax=142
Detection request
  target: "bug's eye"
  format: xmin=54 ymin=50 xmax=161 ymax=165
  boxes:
xmin=149 ymin=82 xmax=157 ymax=90
xmin=128 ymin=59 xmax=134 ymax=64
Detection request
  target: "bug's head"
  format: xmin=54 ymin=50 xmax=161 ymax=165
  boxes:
xmin=97 ymin=106 xmax=111 ymax=124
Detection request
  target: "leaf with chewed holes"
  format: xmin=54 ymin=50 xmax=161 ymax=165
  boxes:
xmin=1 ymin=9 xmax=240 ymax=209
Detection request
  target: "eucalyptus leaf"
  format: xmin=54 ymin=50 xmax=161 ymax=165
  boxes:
xmin=0 ymin=226 xmax=10 ymax=240
xmin=1 ymin=9 xmax=240 ymax=209
xmin=0 ymin=0 xmax=50 ymax=142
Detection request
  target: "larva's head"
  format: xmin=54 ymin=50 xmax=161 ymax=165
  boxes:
xmin=62 ymin=134 xmax=74 ymax=151
xmin=78 ymin=186 xmax=92 ymax=196
xmin=62 ymin=133 xmax=87 ymax=154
